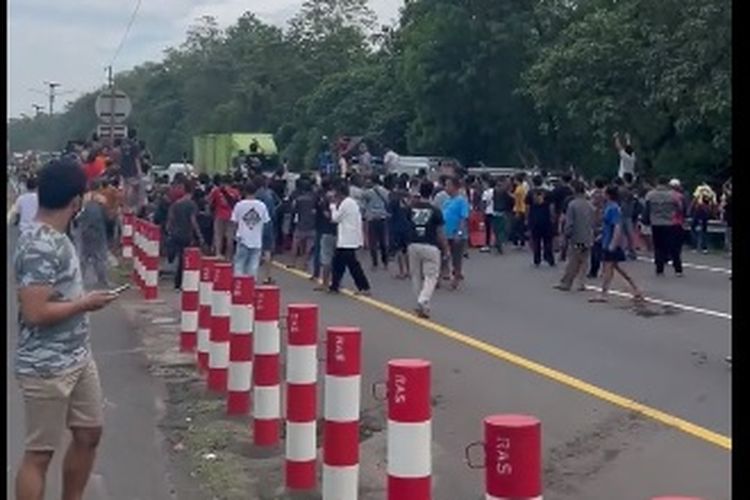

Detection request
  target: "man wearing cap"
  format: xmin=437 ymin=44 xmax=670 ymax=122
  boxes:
xmin=644 ymin=177 xmax=685 ymax=276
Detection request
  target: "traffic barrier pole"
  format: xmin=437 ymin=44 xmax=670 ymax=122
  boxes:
xmin=197 ymin=256 xmax=218 ymax=373
xmin=180 ymin=247 xmax=201 ymax=352
xmin=465 ymin=414 xmax=542 ymax=500
xmin=323 ymin=327 xmax=361 ymax=500
xmin=143 ymin=222 xmax=160 ymax=300
xmin=387 ymin=359 xmax=432 ymax=500
xmin=208 ymin=262 xmax=232 ymax=393
xmin=227 ymin=275 xmax=255 ymax=415
xmin=253 ymin=285 xmax=281 ymax=447
xmin=285 ymin=304 xmax=319 ymax=491
xmin=121 ymin=213 xmax=134 ymax=259
xmin=132 ymin=219 xmax=142 ymax=291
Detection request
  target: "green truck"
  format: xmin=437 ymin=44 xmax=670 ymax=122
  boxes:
xmin=192 ymin=133 xmax=279 ymax=175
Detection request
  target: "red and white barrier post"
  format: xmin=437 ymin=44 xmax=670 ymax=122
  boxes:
xmin=323 ymin=327 xmax=361 ymax=500
xmin=143 ymin=222 xmax=160 ymax=300
xmin=208 ymin=262 xmax=232 ymax=393
xmin=285 ymin=304 xmax=319 ymax=491
xmin=253 ymin=285 xmax=281 ymax=447
xmin=180 ymin=247 xmax=201 ymax=352
xmin=466 ymin=414 xmax=542 ymax=500
xmin=227 ymin=275 xmax=254 ymax=415
xmin=197 ymin=256 xmax=218 ymax=373
xmin=132 ymin=219 xmax=143 ymax=290
xmin=121 ymin=213 xmax=134 ymax=260
xmin=387 ymin=359 xmax=432 ymax=500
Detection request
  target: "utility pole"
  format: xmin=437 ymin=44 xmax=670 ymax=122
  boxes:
xmin=106 ymin=66 xmax=115 ymax=146
xmin=44 ymin=81 xmax=61 ymax=115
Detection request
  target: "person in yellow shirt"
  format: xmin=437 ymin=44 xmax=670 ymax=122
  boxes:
xmin=510 ymin=173 xmax=529 ymax=247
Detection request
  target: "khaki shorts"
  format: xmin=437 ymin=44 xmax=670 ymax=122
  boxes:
xmin=17 ymin=359 xmax=104 ymax=451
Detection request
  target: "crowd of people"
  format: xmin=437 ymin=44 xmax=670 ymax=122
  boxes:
xmin=8 ymin=133 xmax=732 ymax=317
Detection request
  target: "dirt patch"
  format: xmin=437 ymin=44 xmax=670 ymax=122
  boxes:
xmin=120 ymin=289 xmax=388 ymax=500
xmin=544 ymin=408 xmax=660 ymax=497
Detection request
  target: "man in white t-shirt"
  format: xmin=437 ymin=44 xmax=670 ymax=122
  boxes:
xmin=383 ymin=148 xmax=400 ymax=175
xmin=614 ymin=132 xmax=636 ymax=179
xmin=8 ymin=176 xmax=39 ymax=234
xmin=231 ymin=181 xmax=270 ymax=278
xmin=329 ymin=180 xmax=371 ymax=295
xmin=480 ymin=178 xmax=495 ymax=252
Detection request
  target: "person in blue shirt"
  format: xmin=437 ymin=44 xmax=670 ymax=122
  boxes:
xmin=442 ymin=176 xmax=470 ymax=290
xmin=590 ymin=186 xmax=643 ymax=303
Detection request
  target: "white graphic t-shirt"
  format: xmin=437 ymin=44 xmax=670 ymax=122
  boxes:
xmin=231 ymin=198 xmax=270 ymax=249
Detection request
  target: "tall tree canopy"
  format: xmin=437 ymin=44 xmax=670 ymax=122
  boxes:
xmin=9 ymin=0 xmax=731 ymax=185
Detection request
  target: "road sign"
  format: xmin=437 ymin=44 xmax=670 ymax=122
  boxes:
xmin=97 ymin=124 xmax=128 ymax=140
xmin=95 ymin=90 xmax=132 ymax=123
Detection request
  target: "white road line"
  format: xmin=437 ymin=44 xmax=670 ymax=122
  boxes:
xmin=584 ymin=285 xmax=731 ymax=320
xmin=636 ymin=256 xmax=731 ymax=275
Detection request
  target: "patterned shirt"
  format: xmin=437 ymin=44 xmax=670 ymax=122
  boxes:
xmin=14 ymin=222 xmax=90 ymax=377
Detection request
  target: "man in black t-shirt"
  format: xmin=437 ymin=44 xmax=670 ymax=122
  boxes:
xmin=525 ymin=175 xmax=555 ymax=267
xmin=407 ymin=181 xmax=447 ymax=318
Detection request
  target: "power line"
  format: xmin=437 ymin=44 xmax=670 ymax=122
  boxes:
xmin=110 ymin=0 xmax=143 ymax=67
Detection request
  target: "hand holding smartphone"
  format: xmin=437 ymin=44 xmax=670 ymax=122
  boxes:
xmin=108 ymin=284 xmax=131 ymax=296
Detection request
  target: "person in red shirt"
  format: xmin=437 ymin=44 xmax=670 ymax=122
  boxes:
xmin=83 ymin=149 xmax=107 ymax=185
xmin=168 ymin=173 xmax=187 ymax=203
xmin=208 ymin=174 xmax=240 ymax=259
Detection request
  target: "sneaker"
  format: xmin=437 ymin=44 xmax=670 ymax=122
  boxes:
xmin=702 ymin=249 xmax=709 ymax=255
xmin=354 ymin=290 xmax=372 ymax=297
xmin=414 ymin=304 xmax=430 ymax=318
xmin=675 ymin=271 xmax=684 ymax=277
xmin=479 ymin=246 xmax=490 ymax=253
xmin=553 ymin=284 xmax=571 ymax=291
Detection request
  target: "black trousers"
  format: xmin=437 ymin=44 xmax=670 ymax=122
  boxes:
xmin=172 ymin=237 xmax=192 ymax=289
xmin=331 ymin=248 xmax=371 ymax=292
xmin=484 ymin=214 xmax=494 ymax=246
xmin=530 ymin=226 xmax=554 ymax=266
xmin=368 ymin=218 xmax=389 ymax=267
xmin=588 ymin=240 xmax=603 ymax=277
xmin=652 ymin=225 xmax=683 ymax=274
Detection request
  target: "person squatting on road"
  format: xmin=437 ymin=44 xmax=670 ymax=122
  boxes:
xmin=13 ymin=158 xmax=118 ymax=500
xmin=407 ymin=181 xmax=448 ymax=318
xmin=555 ymin=180 xmax=595 ymax=292
xmin=589 ymin=186 xmax=643 ymax=303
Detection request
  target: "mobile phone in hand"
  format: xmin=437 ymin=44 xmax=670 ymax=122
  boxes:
xmin=109 ymin=284 xmax=131 ymax=296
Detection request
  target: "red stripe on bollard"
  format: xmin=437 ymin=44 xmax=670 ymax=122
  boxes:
xmin=227 ymin=276 xmax=254 ymax=416
xmin=253 ymin=286 xmax=281 ymax=447
xmin=285 ymin=304 xmax=319 ymax=491
xmin=208 ymin=262 xmax=232 ymax=393
xmin=121 ymin=213 xmax=134 ymax=259
xmin=387 ymin=359 xmax=432 ymax=500
xmin=180 ymin=247 xmax=201 ymax=352
xmin=197 ymin=257 xmax=219 ymax=373
xmin=323 ymin=327 xmax=361 ymax=499
xmin=485 ymin=414 xmax=541 ymax=500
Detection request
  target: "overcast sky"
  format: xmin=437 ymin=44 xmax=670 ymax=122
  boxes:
xmin=7 ymin=0 xmax=403 ymax=118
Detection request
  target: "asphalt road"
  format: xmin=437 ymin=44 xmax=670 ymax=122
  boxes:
xmin=6 ymin=232 xmax=177 ymax=500
xmin=299 ymin=246 xmax=731 ymax=436
xmin=269 ymin=253 xmax=731 ymax=500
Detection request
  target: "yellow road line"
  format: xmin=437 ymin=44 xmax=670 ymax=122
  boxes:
xmin=273 ymin=261 xmax=731 ymax=451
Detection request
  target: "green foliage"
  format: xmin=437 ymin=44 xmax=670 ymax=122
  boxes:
xmin=8 ymin=0 xmax=730 ymax=184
